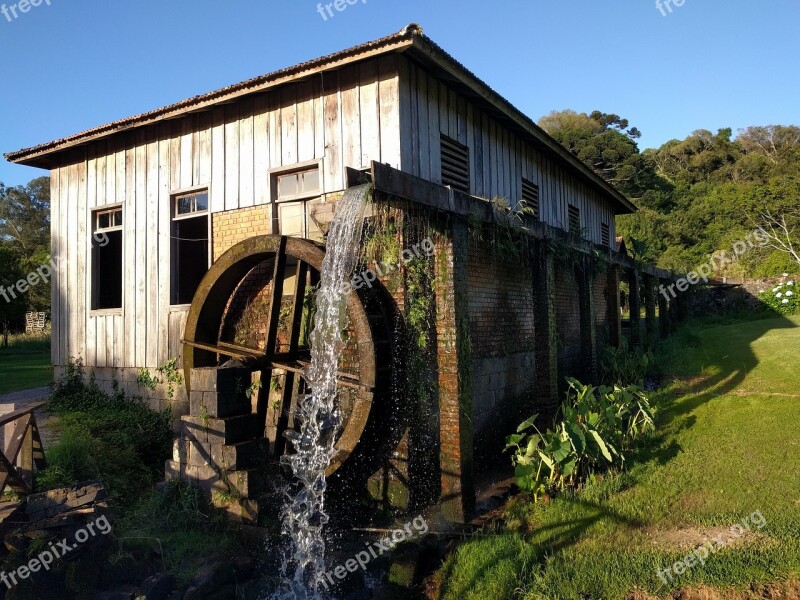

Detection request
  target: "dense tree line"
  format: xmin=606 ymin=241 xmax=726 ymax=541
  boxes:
xmin=539 ymin=111 xmax=800 ymax=278
xmin=0 ymin=177 xmax=51 ymax=340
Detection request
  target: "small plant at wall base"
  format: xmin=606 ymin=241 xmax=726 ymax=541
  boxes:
xmin=506 ymin=379 xmax=656 ymax=502
xmin=757 ymin=280 xmax=798 ymax=314
xmin=599 ymin=338 xmax=655 ymax=387
xmin=137 ymin=358 xmax=184 ymax=399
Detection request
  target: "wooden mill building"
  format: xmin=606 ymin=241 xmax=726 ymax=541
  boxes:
xmin=5 ymin=24 xmax=678 ymax=521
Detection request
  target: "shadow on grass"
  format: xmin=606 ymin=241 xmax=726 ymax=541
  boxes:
xmin=655 ymin=312 xmax=796 ymax=425
xmin=436 ymin=495 xmax=647 ymax=599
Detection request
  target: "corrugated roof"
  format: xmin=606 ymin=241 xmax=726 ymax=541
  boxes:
xmin=4 ymin=23 xmax=636 ymax=213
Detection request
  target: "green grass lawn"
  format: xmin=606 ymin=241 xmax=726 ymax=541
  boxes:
xmin=0 ymin=333 xmax=52 ymax=395
xmin=433 ymin=315 xmax=800 ymax=600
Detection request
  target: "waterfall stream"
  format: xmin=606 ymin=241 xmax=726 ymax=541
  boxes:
xmin=272 ymin=184 xmax=370 ymax=600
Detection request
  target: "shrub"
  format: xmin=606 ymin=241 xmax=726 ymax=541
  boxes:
xmin=599 ymin=338 xmax=655 ymax=386
xmin=38 ymin=359 xmax=173 ymax=505
xmin=757 ymin=280 xmax=799 ymax=314
xmin=505 ymin=379 xmax=656 ymax=501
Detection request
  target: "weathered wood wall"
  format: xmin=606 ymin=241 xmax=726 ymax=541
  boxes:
xmin=50 ymin=56 xmax=402 ymax=369
xmin=397 ymin=57 xmax=618 ymax=245
xmin=51 ymin=52 xmax=623 ymax=373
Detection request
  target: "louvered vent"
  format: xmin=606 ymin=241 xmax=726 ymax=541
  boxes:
xmin=568 ymin=204 xmax=581 ymax=235
xmin=521 ymin=178 xmax=540 ymax=220
xmin=440 ymin=134 xmax=470 ymax=193
xmin=601 ymin=222 xmax=610 ymax=247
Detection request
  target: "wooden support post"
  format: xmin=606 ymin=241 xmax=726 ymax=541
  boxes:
xmin=628 ymin=269 xmax=642 ymax=348
xmin=434 ymin=219 xmax=475 ymax=523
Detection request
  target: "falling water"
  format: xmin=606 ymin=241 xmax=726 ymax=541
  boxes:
xmin=272 ymin=184 xmax=370 ymax=600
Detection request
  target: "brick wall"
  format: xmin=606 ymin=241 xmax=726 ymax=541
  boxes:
xmin=212 ymin=205 xmax=272 ymax=261
xmin=466 ymin=243 xmax=536 ymax=469
xmin=594 ymin=270 xmax=610 ymax=355
xmin=554 ymin=261 xmax=583 ymax=385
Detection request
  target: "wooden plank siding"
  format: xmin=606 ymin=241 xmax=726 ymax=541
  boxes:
xmin=398 ymin=58 xmax=618 ymax=246
xmin=48 ymin=57 xmax=402 ymax=369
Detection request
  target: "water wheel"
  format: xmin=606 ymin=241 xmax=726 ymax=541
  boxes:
xmin=182 ymin=235 xmax=397 ymax=477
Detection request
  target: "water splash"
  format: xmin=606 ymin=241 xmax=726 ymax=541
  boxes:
xmin=272 ymin=185 xmax=370 ymax=600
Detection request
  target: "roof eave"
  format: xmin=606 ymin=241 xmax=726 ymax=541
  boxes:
xmin=404 ymin=36 xmax=638 ymax=214
xmin=5 ymin=32 xmax=417 ymax=169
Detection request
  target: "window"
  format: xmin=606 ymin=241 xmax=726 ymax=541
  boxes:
xmin=92 ymin=207 xmax=123 ymax=310
xmin=521 ymin=178 xmax=540 ymax=220
xmin=171 ymin=191 xmax=209 ymax=305
xmin=274 ymin=166 xmax=321 ymax=202
xmin=271 ymin=164 xmax=324 ymax=242
xmin=601 ymin=222 xmax=611 ymax=247
xmin=568 ymin=204 xmax=581 ymax=236
xmin=440 ymin=134 xmax=470 ymax=193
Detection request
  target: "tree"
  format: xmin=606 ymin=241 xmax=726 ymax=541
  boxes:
xmin=0 ymin=176 xmax=50 ymax=257
xmin=539 ymin=110 xmax=666 ymax=201
xmin=0 ymin=245 xmax=27 ymax=347
xmin=738 ymin=125 xmax=800 ymax=166
xmin=752 ymin=208 xmax=800 ymax=269
xmin=0 ymin=176 xmax=51 ymax=314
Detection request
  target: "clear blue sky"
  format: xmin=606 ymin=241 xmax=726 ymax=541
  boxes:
xmin=1 ymin=0 xmax=798 ymax=186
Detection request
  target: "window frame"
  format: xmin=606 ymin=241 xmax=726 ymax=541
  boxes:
xmin=90 ymin=203 xmax=124 ymax=314
xmin=270 ymin=160 xmax=323 ymax=204
xmin=173 ymin=190 xmax=209 ymax=221
xmin=94 ymin=206 xmax=124 ymax=233
xmin=170 ymin=186 xmax=212 ymax=307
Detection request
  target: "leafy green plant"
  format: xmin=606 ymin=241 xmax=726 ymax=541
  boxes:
xmin=245 ymin=378 xmax=262 ymax=399
xmin=599 ymin=337 xmax=655 ymax=386
xmin=40 ymin=360 xmax=173 ymax=505
xmin=506 ymin=379 xmax=655 ymax=501
xmin=137 ymin=358 xmax=184 ymax=399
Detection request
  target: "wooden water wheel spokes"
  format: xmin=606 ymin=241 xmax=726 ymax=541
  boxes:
xmin=182 ymin=235 xmax=382 ymax=477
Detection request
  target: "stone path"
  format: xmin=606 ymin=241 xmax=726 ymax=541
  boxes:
xmin=0 ymin=386 xmax=50 ymax=405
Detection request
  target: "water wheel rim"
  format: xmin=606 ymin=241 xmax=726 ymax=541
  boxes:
xmin=182 ymin=234 xmax=376 ymax=476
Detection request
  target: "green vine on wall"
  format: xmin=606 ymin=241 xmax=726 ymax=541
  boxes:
xmin=137 ymin=358 xmax=184 ymax=399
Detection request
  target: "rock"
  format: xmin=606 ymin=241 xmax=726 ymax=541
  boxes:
xmin=230 ymin=554 xmax=255 ymax=579
xmin=182 ymin=562 xmax=235 ymax=600
xmin=138 ymin=573 xmax=175 ymax=600
xmin=93 ymin=584 xmax=138 ymax=600
xmin=27 ymin=481 xmax=107 ymax=522
xmin=4 ymin=531 xmax=29 ymax=554
xmin=183 ymin=585 xmax=236 ymax=600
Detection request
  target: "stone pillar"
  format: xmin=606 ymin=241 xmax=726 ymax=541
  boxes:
xmin=658 ymin=280 xmax=671 ymax=338
xmin=434 ymin=220 xmax=475 ymax=523
xmin=628 ymin=269 xmax=641 ymax=348
xmin=644 ymin=274 xmax=657 ymax=342
xmin=166 ymin=367 xmax=268 ymax=523
xmin=670 ymin=291 xmax=680 ymax=330
xmin=578 ymin=258 xmax=597 ymax=382
xmin=532 ymin=241 xmax=559 ymax=417
xmin=607 ymin=265 xmax=622 ymax=348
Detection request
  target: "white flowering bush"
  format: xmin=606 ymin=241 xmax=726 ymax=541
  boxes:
xmin=758 ymin=281 xmax=799 ymax=314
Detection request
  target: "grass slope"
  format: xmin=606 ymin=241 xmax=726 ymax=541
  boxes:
xmin=433 ymin=315 xmax=800 ymax=600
